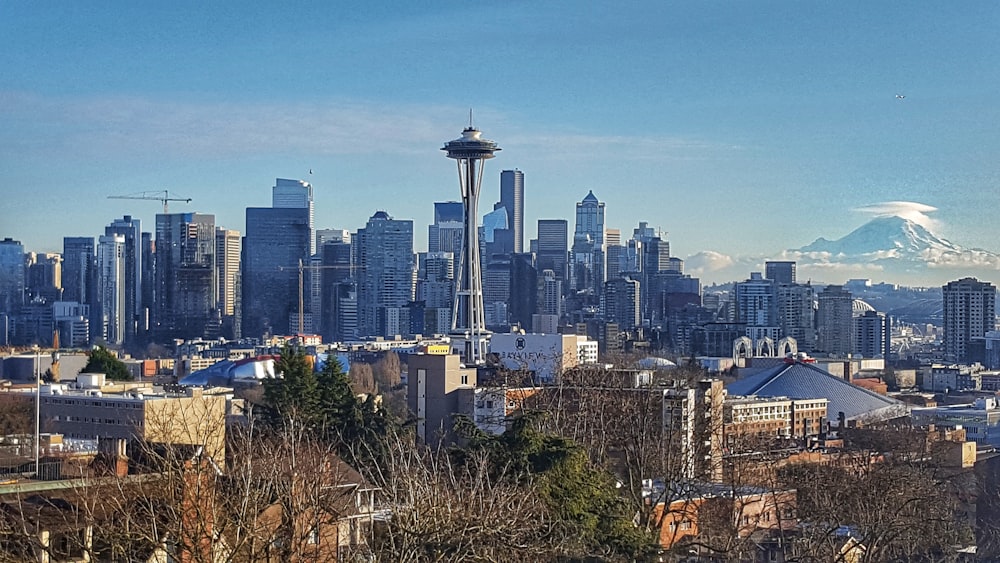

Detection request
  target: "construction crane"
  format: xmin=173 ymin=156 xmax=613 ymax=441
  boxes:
xmin=278 ymin=260 xmax=357 ymax=335
xmin=107 ymin=190 xmax=192 ymax=213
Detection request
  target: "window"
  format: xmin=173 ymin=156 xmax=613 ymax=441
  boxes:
xmin=679 ymin=520 xmax=691 ymax=530
xmin=307 ymin=526 xmax=318 ymax=545
xmin=461 ymin=375 xmax=468 ymax=385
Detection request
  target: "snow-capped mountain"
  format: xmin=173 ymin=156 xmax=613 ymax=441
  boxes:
xmin=687 ymin=215 xmax=1000 ymax=286
xmin=799 ymin=216 xmax=963 ymax=257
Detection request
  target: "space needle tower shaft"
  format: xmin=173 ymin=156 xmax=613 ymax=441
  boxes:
xmin=442 ymin=124 xmax=500 ymax=365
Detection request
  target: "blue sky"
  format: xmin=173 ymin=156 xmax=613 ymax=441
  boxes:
xmin=2 ymin=1 xmax=999 ymax=285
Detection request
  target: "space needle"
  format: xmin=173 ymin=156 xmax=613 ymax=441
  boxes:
xmin=442 ymin=121 xmax=500 ymax=365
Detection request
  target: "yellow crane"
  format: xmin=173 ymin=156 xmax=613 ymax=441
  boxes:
xmin=278 ymin=260 xmax=357 ymax=335
xmin=107 ymin=190 xmax=192 ymax=213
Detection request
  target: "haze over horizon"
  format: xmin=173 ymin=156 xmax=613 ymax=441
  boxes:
xmin=3 ymin=2 xmax=999 ymax=287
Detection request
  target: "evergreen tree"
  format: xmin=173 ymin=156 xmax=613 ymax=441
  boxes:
xmin=81 ymin=346 xmax=132 ymax=381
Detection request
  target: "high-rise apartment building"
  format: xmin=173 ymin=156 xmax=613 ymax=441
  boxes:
xmin=776 ymin=283 xmax=816 ymax=352
xmin=272 ymin=178 xmax=315 ymax=255
xmin=943 ymin=277 xmax=997 ymax=364
xmin=499 ymin=169 xmax=524 ymax=254
xmin=735 ymin=273 xmax=778 ymax=341
xmin=215 ymin=228 xmax=241 ymax=319
xmin=816 ymin=285 xmax=853 ymax=356
xmin=154 ymin=213 xmax=217 ymax=341
xmin=356 ymin=211 xmax=415 ymax=338
xmin=96 ymin=234 xmax=126 ymax=345
xmin=602 ymin=276 xmax=640 ymax=330
xmin=105 ymin=216 xmax=142 ymax=343
xmin=854 ymin=309 xmax=890 ymax=359
xmin=536 ymin=219 xmax=568 ymax=282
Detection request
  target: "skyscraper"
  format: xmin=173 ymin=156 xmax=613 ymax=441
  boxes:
xmin=776 ymin=283 xmax=816 ymax=351
xmin=603 ymin=276 xmax=640 ymax=330
xmin=242 ymin=206 xmax=311 ymax=338
xmin=0 ymin=238 xmax=25 ymax=316
xmin=320 ymin=237 xmax=356 ymax=342
xmin=943 ymin=277 xmax=997 ymax=364
xmin=428 ymin=202 xmax=464 ymax=255
xmin=816 ymin=285 xmax=853 ymax=356
xmin=536 ymin=219 xmax=568 ymax=282
xmin=765 ymin=261 xmax=797 ymax=285
xmin=735 ymin=272 xmax=779 ymax=341
xmin=356 ymin=211 xmax=415 ymax=338
xmin=571 ymin=190 xmax=606 ymax=296
xmin=215 ymin=228 xmax=241 ymax=321
xmin=854 ymin=308 xmax=889 ymax=359
xmin=62 ymin=237 xmax=95 ymax=307
xmin=154 ymin=213 xmax=217 ymax=341
xmin=105 ymin=216 xmax=142 ymax=343
xmin=272 ymin=178 xmax=315 ymax=254
xmin=499 ymin=169 xmax=524 ymax=254
xmin=442 ymin=126 xmax=500 ymax=364
xmin=97 ymin=233 xmax=126 ymax=345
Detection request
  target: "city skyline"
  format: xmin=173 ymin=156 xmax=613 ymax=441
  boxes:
xmin=3 ymin=2 xmax=1000 ymax=287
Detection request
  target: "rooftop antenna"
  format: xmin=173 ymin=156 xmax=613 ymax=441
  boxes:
xmin=469 ymin=108 xmax=474 ymax=128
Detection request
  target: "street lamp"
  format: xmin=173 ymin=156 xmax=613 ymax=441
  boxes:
xmin=33 ymin=345 xmax=40 ymax=477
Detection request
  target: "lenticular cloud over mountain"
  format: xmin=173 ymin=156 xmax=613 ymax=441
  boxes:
xmin=853 ymin=201 xmax=939 ymax=230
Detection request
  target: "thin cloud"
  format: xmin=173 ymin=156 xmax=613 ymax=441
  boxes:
xmin=853 ymin=201 xmax=939 ymax=229
xmin=0 ymin=91 xmax=731 ymax=163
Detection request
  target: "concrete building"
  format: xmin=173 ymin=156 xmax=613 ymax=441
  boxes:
xmin=39 ymin=380 xmax=229 ymax=464
xmin=913 ymin=396 xmax=1000 ymax=447
xmin=663 ymin=379 xmax=726 ymax=481
xmin=490 ymin=333 xmax=592 ymax=383
xmin=943 ymin=277 xmax=997 ymax=364
xmin=407 ymin=353 xmax=476 ymax=444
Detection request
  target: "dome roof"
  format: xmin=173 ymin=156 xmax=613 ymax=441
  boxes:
xmin=852 ymin=299 xmax=876 ymax=314
xmin=636 ymin=356 xmax=678 ymax=370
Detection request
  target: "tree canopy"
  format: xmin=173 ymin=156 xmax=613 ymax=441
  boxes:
xmin=81 ymin=346 xmax=132 ymax=381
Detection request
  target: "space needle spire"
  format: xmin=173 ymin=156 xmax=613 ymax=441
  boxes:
xmin=442 ymin=121 xmax=500 ymax=365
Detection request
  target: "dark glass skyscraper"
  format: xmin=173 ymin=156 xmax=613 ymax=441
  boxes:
xmin=536 ymin=219 xmax=568 ymax=282
xmin=499 ymin=169 xmax=524 ymax=254
xmin=242 ymin=207 xmax=311 ymax=338
xmin=62 ymin=237 xmax=95 ymax=306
